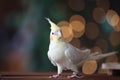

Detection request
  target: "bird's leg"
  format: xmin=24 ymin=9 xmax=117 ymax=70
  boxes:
xmin=49 ymin=65 xmax=63 ymax=78
xmin=67 ymin=66 xmax=84 ymax=79
xmin=67 ymin=72 xmax=84 ymax=79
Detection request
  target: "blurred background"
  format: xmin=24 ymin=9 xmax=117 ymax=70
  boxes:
xmin=0 ymin=0 xmax=120 ymax=73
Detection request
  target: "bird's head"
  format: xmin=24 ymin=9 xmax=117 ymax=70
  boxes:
xmin=46 ymin=18 xmax=63 ymax=42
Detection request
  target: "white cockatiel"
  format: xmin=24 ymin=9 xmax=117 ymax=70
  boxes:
xmin=46 ymin=18 xmax=117 ymax=78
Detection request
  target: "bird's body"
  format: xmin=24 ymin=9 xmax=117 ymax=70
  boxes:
xmin=48 ymin=39 xmax=91 ymax=73
xmin=46 ymin=18 xmax=117 ymax=78
xmin=48 ymin=40 xmax=67 ymax=67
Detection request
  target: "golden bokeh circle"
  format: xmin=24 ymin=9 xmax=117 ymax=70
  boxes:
xmin=61 ymin=26 xmax=73 ymax=42
xmin=69 ymin=15 xmax=86 ymax=25
xmin=106 ymin=10 xmax=119 ymax=27
xmin=82 ymin=60 xmax=97 ymax=75
xmin=57 ymin=21 xmax=69 ymax=27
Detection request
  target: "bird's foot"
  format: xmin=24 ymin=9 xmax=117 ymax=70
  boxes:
xmin=67 ymin=74 xmax=84 ymax=79
xmin=49 ymin=74 xmax=60 ymax=78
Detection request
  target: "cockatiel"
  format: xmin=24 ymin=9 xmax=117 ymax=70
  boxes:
xmin=46 ymin=18 xmax=117 ymax=78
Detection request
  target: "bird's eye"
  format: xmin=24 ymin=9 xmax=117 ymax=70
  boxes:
xmin=52 ymin=32 xmax=54 ymax=35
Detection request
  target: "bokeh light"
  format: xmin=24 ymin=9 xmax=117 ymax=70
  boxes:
xmin=105 ymin=54 xmax=119 ymax=63
xmin=70 ymin=21 xmax=84 ymax=32
xmin=61 ymin=26 xmax=73 ymax=42
xmin=96 ymin=0 xmax=110 ymax=12
xmin=5 ymin=50 xmax=25 ymax=71
xmin=85 ymin=22 xmax=99 ymax=40
xmin=68 ymin=0 xmax=85 ymax=11
xmin=70 ymin=38 xmax=81 ymax=49
xmin=57 ymin=21 xmax=69 ymax=27
xmin=92 ymin=7 xmax=106 ymax=23
xmin=70 ymin=21 xmax=85 ymax=38
xmin=109 ymin=31 xmax=120 ymax=47
xmin=73 ymin=29 xmax=85 ymax=38
xmin=95 ymin=39 xmax=108 ymax=52
xmin=82 ymin=60 xmax=97 ymax=75
xmin=114 ymin=17 xmax=120 ymax=32
xmin=106 ymin=10 xmax=119 ymax=27
xmin=69 ymin=15 xmax=86 ymax=25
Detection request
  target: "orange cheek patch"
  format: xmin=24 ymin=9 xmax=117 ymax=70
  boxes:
xmin=50 ymin=36 xmax=54 ymax=41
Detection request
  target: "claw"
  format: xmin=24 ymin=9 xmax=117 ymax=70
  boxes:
xmin=67 ymin=74 xmax=84 ymax=79
xmin=49 ymin=74 xmax=60 ymax=78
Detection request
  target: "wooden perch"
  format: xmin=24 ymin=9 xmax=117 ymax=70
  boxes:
xmin=1 ymin=72 xmax=120 ymax=80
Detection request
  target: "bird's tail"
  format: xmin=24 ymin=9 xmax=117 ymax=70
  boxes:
xmin=89 ymin=51 xmax=118 ymax=60
xmin=77 ymin=51 xmax=118 ymax=66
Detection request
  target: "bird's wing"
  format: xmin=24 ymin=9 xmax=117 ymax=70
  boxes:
xmin=65 ymin=44 xmax=91 ymax=64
